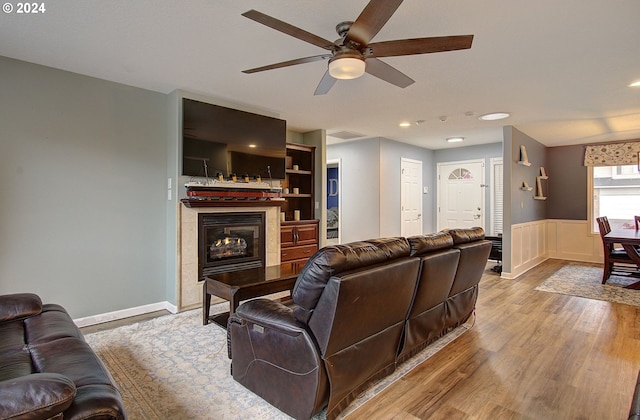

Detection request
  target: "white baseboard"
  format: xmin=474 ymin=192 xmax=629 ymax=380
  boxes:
xmin=73 ymin=301 xmax=178 ymax=328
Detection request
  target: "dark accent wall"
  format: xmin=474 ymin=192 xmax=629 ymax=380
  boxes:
xmin=508 ymin=127 xmax=547 ymax=224
xmin=547 ymin=145 xmax=587 ymax=220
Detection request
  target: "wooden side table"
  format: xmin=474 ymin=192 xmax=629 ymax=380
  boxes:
xmin=203 ymin=264 xmax=303 ymax=328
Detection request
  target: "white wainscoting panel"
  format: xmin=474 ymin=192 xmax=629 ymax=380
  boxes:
xmin=508 ymin=220 xmax=548 ymax=279
xmin=546 ymin=220 xmax=601 ymax=263
xmin=505 ymin=219 xmax=602 ymax=279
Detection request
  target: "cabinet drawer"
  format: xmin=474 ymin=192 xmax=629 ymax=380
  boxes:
xmin=281 ymin=244 xmax=318 ymax=262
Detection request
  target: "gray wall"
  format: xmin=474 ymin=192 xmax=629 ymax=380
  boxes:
xmin=378 ymin=139 xmax=435 ymax=235
xmin=502 ymin=126 xmax=547 ymax=273
xmin=507 ymin=127 xmax=548 ymax=224
xmin=547 ymin=144 xmax=587 ymax=220
xmin=327 ymin=138 xmax=435 ymax=241
xmin=434 ymin=142 xmax=503 ymax=230
xmin=0 ymin=56 xmax=169 ymax=318
xmin=326 ymin=139 xmax=381 ymax=242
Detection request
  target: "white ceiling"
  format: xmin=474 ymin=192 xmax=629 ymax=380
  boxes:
xmin=1 ymin=0 xmax=639 ymax=149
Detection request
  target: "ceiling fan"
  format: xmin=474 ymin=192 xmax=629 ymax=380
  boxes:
xmin=241 ymin=0 xmax=474 ymax=95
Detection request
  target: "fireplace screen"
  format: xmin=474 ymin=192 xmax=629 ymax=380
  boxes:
xmin=199 ymin=212 xmax=265 ymax=278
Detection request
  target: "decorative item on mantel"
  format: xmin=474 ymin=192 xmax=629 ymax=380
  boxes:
xmin=517 ymin=145 xmax=531 ymax=166
xmin=181 ymin=178 xmax=284 ymax=207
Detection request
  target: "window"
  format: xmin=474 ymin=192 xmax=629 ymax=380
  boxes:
xmin=491 ymin=158 xmax=503 ymax=235
xmin=448 ymin=168 xmax=473 ymax=180
xmin=590 ymin=164 xmax=640 ymax=232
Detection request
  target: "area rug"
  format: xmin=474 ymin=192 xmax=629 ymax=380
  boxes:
xmin=535 ymin=263 xmax=640 ymax=306
xmin=84 ymin=303 xmax=471 ymax=419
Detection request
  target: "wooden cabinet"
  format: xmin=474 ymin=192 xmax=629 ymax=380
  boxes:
xmin=280 ymin=143 xmax=318 ymax=270
xmin=281 ymin=219 xmax=319 ymax=270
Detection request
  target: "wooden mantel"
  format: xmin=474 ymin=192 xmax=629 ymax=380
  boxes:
xmin=180 ymin=198 xmax=284 ymax=208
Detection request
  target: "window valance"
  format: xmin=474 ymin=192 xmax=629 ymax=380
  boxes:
xmin=584 ymin=141 xmax=640 ymax=166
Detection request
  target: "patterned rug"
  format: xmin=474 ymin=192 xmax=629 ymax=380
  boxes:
xmin=84 ymin=303 xmax=471 ymax=420
xmin=535 ymin=263 xmax=640 ymax=306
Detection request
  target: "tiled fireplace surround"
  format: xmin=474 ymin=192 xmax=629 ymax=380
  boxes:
xmin=179 ymin=205 xmax=281 ymax=310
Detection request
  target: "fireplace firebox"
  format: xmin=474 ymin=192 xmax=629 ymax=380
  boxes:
xmin=198 ymin=212 xmax=265 ymax=279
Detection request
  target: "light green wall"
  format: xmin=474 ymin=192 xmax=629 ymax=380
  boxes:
xmin=0 ymin=56 xmax=169 ymax=318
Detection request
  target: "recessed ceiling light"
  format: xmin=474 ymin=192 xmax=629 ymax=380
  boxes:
xmin=399 ymin=122 xmax=412 ymax=127
xmin=479 ymin=112 xmax=511 ymax=121
xmin=629 ymin=81 xmax=640 ymax=88
xmin=446 ymin=137 xmax=464 ymax=143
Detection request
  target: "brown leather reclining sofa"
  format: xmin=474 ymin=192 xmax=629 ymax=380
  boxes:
xmin=0 ymin=293 xmax=126 ymax=419
xmin=228 ymin=227 xmax=491 ymax=419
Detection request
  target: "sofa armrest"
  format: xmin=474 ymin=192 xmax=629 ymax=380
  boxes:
xmin=0 ymin=373 xmax=76 ymax=420
xmin=0 ymin=293 xmax=43 ymax=323
xmin=234 ymin=298 xmax=306 ymax=336
xmin=228 ymin=298 xmax=328 ymax=419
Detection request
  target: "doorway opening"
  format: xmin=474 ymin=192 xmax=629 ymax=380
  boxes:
xmin=326 ymin=159 xmax=341 ymax=245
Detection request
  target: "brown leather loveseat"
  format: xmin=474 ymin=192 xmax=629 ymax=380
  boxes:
xmin=0 ymin=293 xmax=126 ymax=420
xmin=228 ymin=227 xmax=491 ymax=419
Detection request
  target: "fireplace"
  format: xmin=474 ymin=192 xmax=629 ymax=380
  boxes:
xmin=198 ymin=212 xmax=265 ymax=278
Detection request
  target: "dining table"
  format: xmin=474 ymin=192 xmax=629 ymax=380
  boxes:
xmin=603 ymin=228 xmax=640 ymax=289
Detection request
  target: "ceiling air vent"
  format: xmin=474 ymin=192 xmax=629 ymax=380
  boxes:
xmin=328 ymin=131 xmax=366 ymax=140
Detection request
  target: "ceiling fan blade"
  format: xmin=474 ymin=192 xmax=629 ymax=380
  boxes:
xmin=345 ymin=0 xmax=404 ymax=47
xmin=365 ymin=57 xmax=414 ymax=88
xmin=367 ymin=35 xmax=474 ymax=57
xmin=243 ymin=54 xmax=332 ymax=74
xmin=242 ymin=10 xmax=335 ymax=50
xmin=314 ymin=70 xmax=337 ymax=95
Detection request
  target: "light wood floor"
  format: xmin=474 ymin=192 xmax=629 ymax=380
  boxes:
xmin=80 ymin=259 xmax=640 ymax=419
xmin=348 ymin=259 xmax=640 ymax=419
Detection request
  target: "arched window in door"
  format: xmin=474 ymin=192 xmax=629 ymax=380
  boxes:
xmin=448 ymin=168 xmax=474 ymax=180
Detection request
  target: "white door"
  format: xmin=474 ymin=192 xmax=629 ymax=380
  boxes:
xmin=401 ymin=158 xmax=423 ymax=236
xmin=437 ymin=160 xmax=485 ymax=230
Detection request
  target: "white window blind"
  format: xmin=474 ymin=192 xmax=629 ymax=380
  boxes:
xmin=493 ymin=162 xmax=503 ymax=235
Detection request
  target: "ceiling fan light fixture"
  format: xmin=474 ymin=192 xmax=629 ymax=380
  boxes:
xmin=328 ymin=55 xmax=365 ymax=80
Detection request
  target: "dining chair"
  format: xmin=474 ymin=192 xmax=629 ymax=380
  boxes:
xmin=596 ymin=216 xmax=635 ymax=283
xmin=635 ymin=215 xmax=640 ymax=230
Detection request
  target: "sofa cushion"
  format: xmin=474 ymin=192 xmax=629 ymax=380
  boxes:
xmin=292 ymin=237 xmax=410 ymax=323
xmin=407 ymin=231 xmax=453 ymax=256
xmin=446 ymin=227 xmax=485 ymax=244
xmin=24 ymin=304 xmax=84 ymax=345
xmin=0 ymin=373 xmax=76 ymax=420
xmin=0 ymin=293 xmax=42 ymax=323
